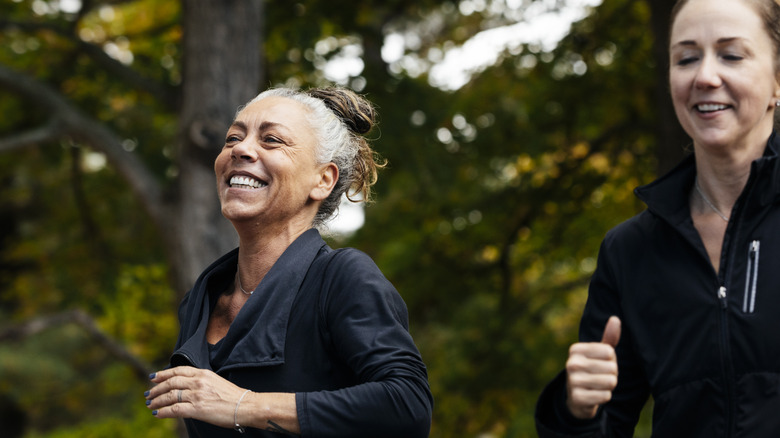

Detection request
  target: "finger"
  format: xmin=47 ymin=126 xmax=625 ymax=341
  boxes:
xmin=569 ymin=342 xmax=617 ymax=361
xmin=150 ymin=366 xmax=198 ymax=384
xmin=146 ymin=375 xmax=190 ymax=400
xmin=147 ymin=388 xmax=178 ymax=410
xmin=570 ymin=386 xmax=614 ymax=405
xmin=600 ymin=316 xmax=621 ymax=348
xmin=567 ymin=354 xmax=619 ymax=376
xmin=152 ymin=400 xmax=192 ymax=419
xmin=567 ymin=370 xmax=619 ymax=391
xmin=568 ymin=388 xmax=612 ymax=418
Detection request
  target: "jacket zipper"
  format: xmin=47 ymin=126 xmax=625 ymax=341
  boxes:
xmin=717 ymin=284 xmax=735 ymax=436
xmin=718 ymin=286 xmax=727 ymax=309
xmin=717 ymin=185 xmax=755 ymax=437
xmin=742 ymin=240 xmax=760 ymax=313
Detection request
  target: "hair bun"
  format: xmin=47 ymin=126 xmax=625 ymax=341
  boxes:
xmin=306 ymin=88 xmax=376 ymax=135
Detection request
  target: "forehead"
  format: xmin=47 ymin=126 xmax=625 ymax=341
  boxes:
xmin=234 ymin=96 xmax=313 ymax=129
xmin=671 ymin=0 xmax=765 ymax=42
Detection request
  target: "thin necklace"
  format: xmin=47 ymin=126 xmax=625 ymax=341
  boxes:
xmin=695 ymin=178 xmax=729 ymax=223
xmin=235 ymin=264 xmax=253 ymax=295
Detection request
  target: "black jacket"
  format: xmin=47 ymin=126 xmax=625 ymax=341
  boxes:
xmin=171 ymin=229 xmax=433 ymax=437
xmin=536 ymin=133 xmax=780 ymax=437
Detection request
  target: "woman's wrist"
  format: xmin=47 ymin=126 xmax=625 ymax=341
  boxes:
xmin=234 ymin=389 xmax=252 ymax=433
xmin=238 ymin=392 xmax=300 ymax=435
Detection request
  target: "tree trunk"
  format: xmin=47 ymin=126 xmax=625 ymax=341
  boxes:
xmin=647 ymin=0 xmax=691 ymax=176
xmin=169 ymin=0 xmax=264 ymax=296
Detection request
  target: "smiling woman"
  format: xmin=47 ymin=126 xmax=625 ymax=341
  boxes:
xmin=145 ymin=87 xmax=432 ymax=438
xmin=535 ymin=0 xmax=780 ymax=436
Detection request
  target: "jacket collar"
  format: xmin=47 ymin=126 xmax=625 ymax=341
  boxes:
xmin=634 ymin=132 xmax=780 ymax=226
xmin=171 ymin=228 xmax=328 ymax=372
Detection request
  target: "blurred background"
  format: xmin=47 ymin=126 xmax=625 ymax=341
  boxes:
xmin=0 ymin=0 xmax=688 ymax=436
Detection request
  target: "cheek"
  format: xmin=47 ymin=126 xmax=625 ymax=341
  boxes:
xmin=669 ymin=75 xmax=689 ymax=107
xmin=214 ymin=150 xmax=229 ymax=172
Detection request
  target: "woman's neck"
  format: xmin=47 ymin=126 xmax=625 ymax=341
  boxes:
xmin=234 ymin=222 xmax=311 ymax=292
xmin=693 ymin=134 xmax=768 ymax=212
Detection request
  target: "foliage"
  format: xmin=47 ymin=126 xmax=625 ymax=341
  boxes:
xmin=0 ymin=0 xmax=674 ymax=436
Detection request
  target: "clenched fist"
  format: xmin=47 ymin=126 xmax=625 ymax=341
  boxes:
xmin=565 ymin=316 xmax=621 ymax=419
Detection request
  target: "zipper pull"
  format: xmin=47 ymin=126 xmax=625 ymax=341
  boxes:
xmin=750 ymin=241 xmax=760 ymax=259
xmin=718 ymin=286 xmax=728 ymax=309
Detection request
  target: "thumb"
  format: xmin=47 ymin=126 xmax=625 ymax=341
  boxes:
xmin=600 ymin=316 xmax=621 ymax=348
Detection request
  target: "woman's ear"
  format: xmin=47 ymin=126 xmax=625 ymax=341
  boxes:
xmin=774 ymin=73 xmax=780 ymax=103
xmin=309 ymin=162 xmax=338 ymax=201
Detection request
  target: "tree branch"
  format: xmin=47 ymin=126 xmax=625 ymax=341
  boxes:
xmin=0 ymin=62 xmax=169 ymax=228
xmin=0 ymin=309 xmax=153 ymax=381
xmin=0 ymin=118 xmax=64 ymax=152
xmin=0 ymin=19 xmax=179 ymax=108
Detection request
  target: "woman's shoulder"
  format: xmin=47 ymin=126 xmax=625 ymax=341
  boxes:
xmin=309 ymin=246 xmax=398 ymax=298
xmin=312 ymin=246 xmax=385 ymax=283
xmin=601 ymin=209 xmax=658 ymax=252
xmin=311 ymin=246 xmax=408 ymax=325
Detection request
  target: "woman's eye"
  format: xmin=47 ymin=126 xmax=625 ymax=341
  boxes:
xmin=263 ymin=135 xmax=282 ymax=144
xmin=224 ymin=135 xmax=241 ymax=146
xmin=676 ymin=57 xmax=698 ymax=66
xmin=722 ymin=54 xmax=744 ymax=62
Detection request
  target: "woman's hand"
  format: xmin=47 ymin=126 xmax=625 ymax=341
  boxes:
xmin=145 ymin=366 xmax=300 ymax=434
xmin=145 ymin=366 xmax=247 ymax=428
xmin=565 ymin=316 xmax=621 ymax=420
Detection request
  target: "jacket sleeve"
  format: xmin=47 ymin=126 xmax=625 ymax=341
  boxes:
xmin=295 ymin=249 xmax=433 ymax=438
xmin=535 ymin=234 xmax=651 ymax=437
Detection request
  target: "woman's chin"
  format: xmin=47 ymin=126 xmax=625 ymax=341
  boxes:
xmin=221 ymin=205 xmax=260 ymax=223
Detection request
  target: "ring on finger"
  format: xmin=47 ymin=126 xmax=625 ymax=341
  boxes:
xmin=177 ymin=389 xmax=183 ymax=403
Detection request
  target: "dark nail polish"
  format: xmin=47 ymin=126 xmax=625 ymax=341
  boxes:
xmin=144 ymin=390 xmax=150 ymax=397
xmin=146 ymin=400 xmax=151 ymax=406
xmin=152 ymin=410 xmax=158 ymax=416
xmin=149 ymin=373 xmax=156 ymax=379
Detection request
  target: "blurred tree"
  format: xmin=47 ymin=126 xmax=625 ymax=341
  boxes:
xmin=0 ymin=0 xmax=686 ymax=436
xmin=0 ymin=0 xmax=260 ymax=296
xmin=0 ymin=0 xmax=259 ymax=435
xmin=648 ymin=0 xmax=690 ymax=174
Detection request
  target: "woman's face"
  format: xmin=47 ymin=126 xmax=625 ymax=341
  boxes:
xmin=669 ymin=0 xmax=780 ymax=151
xmin=214 ymin=96 xmax=335 ymax=228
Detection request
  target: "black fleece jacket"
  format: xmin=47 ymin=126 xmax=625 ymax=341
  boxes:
xmin=537 ymin=133 xmax=780 ymax=437
xmin=171 ymin=229 xmax=433 ymax=437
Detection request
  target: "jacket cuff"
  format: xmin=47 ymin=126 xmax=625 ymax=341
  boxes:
xmin=295 ymin=392 xmax=311 ymax=437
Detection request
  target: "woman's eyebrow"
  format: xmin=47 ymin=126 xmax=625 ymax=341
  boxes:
xmin=229 ymin=120 xmax=248 ymax=131
xmin=672 ymin=36 xmax=745 ymax=48
xmin=257 ymin=121 xmax=283 ymax=132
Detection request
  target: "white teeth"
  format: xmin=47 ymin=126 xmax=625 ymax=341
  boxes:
xmin=229 ymin=176 xmax=266 ymax=188
xmin=697 ymin=103 xmax=728 ymax=112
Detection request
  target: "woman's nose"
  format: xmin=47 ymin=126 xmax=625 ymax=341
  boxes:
xmin=230 ymin=139 xmax=258 ymax=162
xmin=694 ymin=56 xmax=722 ymax=89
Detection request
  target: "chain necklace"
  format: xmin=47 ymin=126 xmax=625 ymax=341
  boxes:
xmin=235 ymin=264 xmax=253 ymax=295
xmin=695 ymin=178 xmax=729 ymax=223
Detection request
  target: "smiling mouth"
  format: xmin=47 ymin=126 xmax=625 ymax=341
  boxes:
xmin=696 ymin=103 xmax=729 ymax=113
xmin=229 ymin=175 xmax=267 ymax=189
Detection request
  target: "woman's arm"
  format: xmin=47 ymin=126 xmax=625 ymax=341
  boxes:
xmin=146 ymin=366 xmax=301 ymax=435
xmin=295 ymin=249 xmax=433 ymax=438
xmin=536 ymin=235 xmax=650 ymax=438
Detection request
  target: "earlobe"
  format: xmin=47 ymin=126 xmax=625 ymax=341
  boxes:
xmin=309 ymin=163 xmax=338 ymax=201
xmin=774 ymin=79 xmax=780 ymax=102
